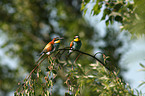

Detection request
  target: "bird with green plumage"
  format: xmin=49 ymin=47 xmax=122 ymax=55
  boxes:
xmin=69 ymin=36 xmax=82 ymax=55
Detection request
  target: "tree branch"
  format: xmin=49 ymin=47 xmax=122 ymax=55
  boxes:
xmin=16 ymin=55 xmax=48 ymax=93
xmin=58 ymin=48 xmax=110 ymax=71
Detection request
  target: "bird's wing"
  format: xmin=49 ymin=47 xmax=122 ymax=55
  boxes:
xmin=70 ymin=41 xmax=74 ymax=48
xmin=43 ymin=43 xmax=53 ymax=52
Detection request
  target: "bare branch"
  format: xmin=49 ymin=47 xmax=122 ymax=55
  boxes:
xmin=58 ymin=48 xmax=110 ymax=71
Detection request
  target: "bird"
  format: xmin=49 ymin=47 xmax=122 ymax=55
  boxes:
xmin=69 ymin=35 xmax=82 ymax=56
xmin=36 ymin=37 xmax=63 ymax=64
xmin=39 ymin=37 xmax=63 ymax=56
xmin=67 ymin=36 xmax=82 ymax=70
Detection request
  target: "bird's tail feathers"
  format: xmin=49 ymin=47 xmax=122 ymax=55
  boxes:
xmin=38 ymin=51 xmax=44 ymax=56
xmin=36 ymin=53 xmax=45 ymax=63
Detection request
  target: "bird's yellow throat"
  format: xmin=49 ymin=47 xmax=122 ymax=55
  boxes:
xmin=54 ymin=40 xmax=60 ymax=43
xmin=74 ymin=38 xmax=80 ymax=42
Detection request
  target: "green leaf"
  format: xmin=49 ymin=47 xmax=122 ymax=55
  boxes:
xmin=113 ymin=3 xmax=123 ymax=12
xmin=138 ymin=81 xmax=145 ymax=87
xmin=109 ymin=16 xmax=114 ymax=24
xmin=14 ymin=92 xmax=17 ymax=96
xmin=139 ymin=63 xmax=145 ymax=68
xmin=46 ymin=67 xmax=50 ymax=71
xmin=55 ymin=59 xmax=59 ymax=63
xmin=105 ymin=20 xmax=109 ymax=26
xmin=92 ymin=3 xmax=101 ymax=15
xmin=1 ymin=41 xmax=11 ymax=48
xmin=83 ymin=8 xmax=88 ymax=16
xmin=101 ymin=13 xmax=106 ymax=21
xmin=81 ymin=3 xmax=86 ymax=11
xmin=127 ymin=2 xmax=133 ymax=10
xmin=52 ymin=70 xmax=57 ymax=74
xmin=84 ymin=0 xmax=90 ymax=3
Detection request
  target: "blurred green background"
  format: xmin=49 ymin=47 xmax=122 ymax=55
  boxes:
xmin=0 ymin=0 xmax=145 ymax=95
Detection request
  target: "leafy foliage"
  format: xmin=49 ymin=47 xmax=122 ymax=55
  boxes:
xmin=81 ymin=0 xmax=145 ymax=36
xmin=0 ymin=0 xmax=94 ymax=95
xmin=124 ymin=0 xmax=145 ymax=35
xmin=15 ymin=50 xmax=136 ymax=96
xmin=81 ymin=0 xmax=134 ymax=25
xmin=138 ymin=63 xmax=145 ymax=89
xmin=0 ymin=0 xmax=144 ymax=95
xmin=97 ymin=26 xmax=131 ymax=73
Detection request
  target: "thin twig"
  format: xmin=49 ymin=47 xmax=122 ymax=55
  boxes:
xmin=94 ymin=52 xmax=104 ymax=57
xmin=16 ymin=55 xmax=48 ymax=92
xmin=74 ymin=53 xmax=82 ymax=63
xmin=27 ymin=56 xmax=48 ymax=80
xmin=58 ymin=48 xmax=110 ymax=71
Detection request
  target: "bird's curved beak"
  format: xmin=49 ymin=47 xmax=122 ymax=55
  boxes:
xmin=59 ymin=37 xmax=64 ymax=40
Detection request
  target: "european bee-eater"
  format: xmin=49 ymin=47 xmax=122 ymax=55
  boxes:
xmin=39 ymin=37 xmax=63 ymax=56
xmin=69 ymin=36 xmax=82 ymax=54
xmin=35 ymin=37 xmax=63 ymax=64
xmin=67 ymin=36 xmax=82 ymax=70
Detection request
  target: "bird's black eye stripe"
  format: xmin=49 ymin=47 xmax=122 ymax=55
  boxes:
xmin=55 ymin=39 xmax=59 ymax=41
